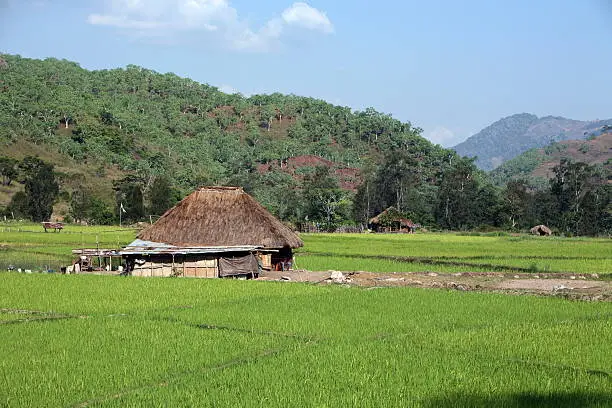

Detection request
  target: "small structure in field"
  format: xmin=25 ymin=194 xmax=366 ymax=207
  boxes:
xmin=68 ymin=249 xmax=123 ymax=274
xmin=120 ymin=186 xmax=303 ymax=278
xmin=530 ymin=224 xmax=552 ymax=236
xmin=369 ymin=207 xmax=420 ymax=233
xmin=42 ymin=222 xmax=64 ymax=232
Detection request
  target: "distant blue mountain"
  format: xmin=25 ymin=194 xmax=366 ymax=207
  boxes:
xmin=453 ymin=113 xmax=612 ymax=170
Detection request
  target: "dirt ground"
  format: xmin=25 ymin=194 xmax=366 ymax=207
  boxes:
xmin=259 ymin=270 xmax=612 ymax=301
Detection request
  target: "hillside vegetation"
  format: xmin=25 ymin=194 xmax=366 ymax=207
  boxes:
xmin=490 ymin=133 xmax=612 ymax=188
xmin=453 ymin=113 xmax=612 ymax=171
xmin=0 ymin=54 xmax=454 ymax=225
xmin=0 ymin=54 xmax=610 ymax=235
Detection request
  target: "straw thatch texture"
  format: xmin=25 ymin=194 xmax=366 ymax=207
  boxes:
xmin=369 ymin=207 xmax=416 ymax=227
xmin=530 ymin=224 xmax=552 ymax=236
xmin=138 ymin=187 xmax=303 ymax=248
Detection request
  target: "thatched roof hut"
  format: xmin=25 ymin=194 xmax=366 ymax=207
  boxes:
xmin=530 ymin=224 xmax=552 ymax=236
xmin=121 ymin=187 xmax=302 ymax=278
xmin=138 ymin=186 xmax=303 ymax=249
xmin=369 ymin=207 xmax=419 ymax=233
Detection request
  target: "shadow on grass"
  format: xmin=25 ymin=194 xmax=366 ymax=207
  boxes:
xmin=422 ymin=391 xmax=612 ymax=407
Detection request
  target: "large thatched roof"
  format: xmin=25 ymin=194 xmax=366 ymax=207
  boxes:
xmin=138 ymin=187 xmax=303 ymax=249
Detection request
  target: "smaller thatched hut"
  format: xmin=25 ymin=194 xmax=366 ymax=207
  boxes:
xmin=121 ymin=186 xmax=303 ymax=278
xmin=369 ymin=207 xmax=420 ymax=233
xmin=530 ymin=225 xmax=552 ymax=236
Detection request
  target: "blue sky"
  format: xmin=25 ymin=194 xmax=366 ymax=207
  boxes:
xmin=1 ymin=0 xmax=610 ymax=146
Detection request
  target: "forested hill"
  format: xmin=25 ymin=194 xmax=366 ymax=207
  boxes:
xmin=0 ymin=53 xmax=456 ymax=226
xmin=490 ymin=132 xmax=612 ymax=188
xmin=453 ymin=113 xmax=612 ymax=171
xmin=2 ymin=54 xmax=610 ymax=235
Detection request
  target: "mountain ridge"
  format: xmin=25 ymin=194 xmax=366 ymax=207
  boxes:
xmin=453 ymin=113 xmax=612 ymax=171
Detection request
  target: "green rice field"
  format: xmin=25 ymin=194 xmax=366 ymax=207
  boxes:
xmin=1 ymin=274 xmax=611 ymax=407
xmin=0 ymin=223 xmax=137 ymax=272
xmin=297 ymin=233 xmax=612 ymax=275
xmin=1 ymin=223 xmax=610 ymax=275
xmin=1 ymin=224 xmax=611 ymax=406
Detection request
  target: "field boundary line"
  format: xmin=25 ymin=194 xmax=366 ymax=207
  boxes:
xmin=71 ymin=318 xmax=324 ymax=407
xmin=156 ymin=316 xmax=321 ymax=343
xmin=70 ymin=346 xmax=295 ymax=408
xmin=0 ymin=308 xmax=90 ymax=325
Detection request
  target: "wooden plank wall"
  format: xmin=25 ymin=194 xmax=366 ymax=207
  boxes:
xmin=183 ymin=258 xmax=217 ymax=278
xmin=131 ymin=256 xmax=218 ymax=278
xmin=259 ymin=253 xmax=272 ymax=270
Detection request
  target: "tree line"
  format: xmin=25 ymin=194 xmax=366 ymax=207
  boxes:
xmin=2 ymin=154 xmax=609 ymax=236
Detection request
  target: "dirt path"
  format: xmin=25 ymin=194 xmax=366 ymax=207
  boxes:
xmin=258 ymin=270 xmax=612 ymax=301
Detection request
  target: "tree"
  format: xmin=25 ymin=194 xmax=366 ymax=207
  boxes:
xmin=6 ymin=191 xmax=28 ymax=219
xmin=114 ymin=176 xmax=145 ymax=224
xmin=352 ymin=160 xmax=378 ymax=225
xmin=52 ymin=85 xmax=78 ymax=128
xmin=435 ymin=159 xmax=479 ymax=229
xmin=69 ymin=187 xmax=89 ymax=224
xmin=374 ymin=150 xmax=418 ymax=213
xmin=0 ymin=157 xmax=18 ymax=186
xmin=148 ymin=176 xmax=175 ymax=216
xmin=550 ymin=159 xmax=610 ymax=235
xmin=501 ymin=180 xmax=530 ymax=229
xmin=251 ymin=169 xmax=301 ymax=222
xmin=88 ymin=197 xmax=116 ymax=225
xmin=22 ymin=157 xmax=59 ymax=221
xmin=302 ymin=166 xmax=348 ymax=231
xmin=435 ymin=158 xmax=499 ymax=229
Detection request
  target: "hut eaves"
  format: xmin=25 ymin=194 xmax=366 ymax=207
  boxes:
xmin=119 ymin=239 xmax=263 ymax=256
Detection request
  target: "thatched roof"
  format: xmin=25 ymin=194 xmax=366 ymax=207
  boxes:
xmin=369 ymin=207 xmax=416 ymax=227
xmin=138 ymin=187 xmax=303 ymax=249
xmin=530 ymin=224 xmax=552 ymax=236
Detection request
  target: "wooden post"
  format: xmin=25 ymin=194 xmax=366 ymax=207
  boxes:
xmin=96 ymin=236 xmax=101 ymax=268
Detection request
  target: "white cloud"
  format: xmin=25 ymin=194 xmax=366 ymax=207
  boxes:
xmin=281 ymin=2 xmax=333 ymax=33
xmin=87 ymin=0 xmax=334 ymax=52
xmin=427 ymin=126 xmax=467 ymax=147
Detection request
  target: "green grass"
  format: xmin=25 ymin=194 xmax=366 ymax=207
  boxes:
xmin=1 ymin=227 xmax=610 ymax=405
xmin=297 ymin=233 xmax=612 ymax=275
xmin=2 ymin=224 xmax=610 ymax=275
xmin=0 ymin=222 xmax=136 ymax=271
xmin=0 ymin=274 xmax=610 ymax=407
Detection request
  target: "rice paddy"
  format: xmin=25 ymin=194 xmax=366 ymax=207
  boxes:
xmin=0 ymin=223 xmax=136 ymax=271
xmin=1 ymin=224 xmax=611 ymax=406
xmin=297 ymin=233 xmax=612 ymax=275
xmin=1 ymin=274 xmax=611 ymax=407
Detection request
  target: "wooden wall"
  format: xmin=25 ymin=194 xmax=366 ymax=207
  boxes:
xmin=129 ymin=252 xmax=276 ymax=278
xmin=131 ymin=256 xmax=218 ymax=278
